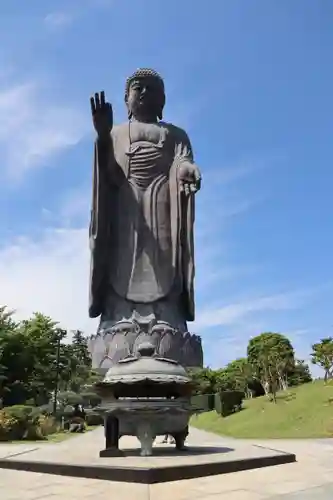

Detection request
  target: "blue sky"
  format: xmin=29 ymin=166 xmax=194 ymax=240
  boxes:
xmin=0 ymin=0 xmax=332 ymax=375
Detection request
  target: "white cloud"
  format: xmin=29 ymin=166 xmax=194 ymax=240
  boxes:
xmin=58 ymin=186 xmax=91 ymax=226
xmin=0 ymin=181 xmax=325 ymax=374
xmin=202 ymin=322 xmax=315 ymax=370
xmin=0 ymin=228 xmax=98 ymax=336
xmin=43 ymin=1 xmax=114 ymax=32
xmin=0 ymin=81 xmax=88 ymax=178
xmin=0 ymin=217 xmax=319 ymax=348
xmin=44 ymin=12 xmax=73 ymax=29
xmin=194 ymin=289 xmax=316 ymax=330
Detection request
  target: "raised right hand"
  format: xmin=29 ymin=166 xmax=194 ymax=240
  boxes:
xmin=90 ymin=91 xmax=113 ymax=138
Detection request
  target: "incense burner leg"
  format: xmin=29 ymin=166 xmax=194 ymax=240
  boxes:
xmin=137 ymin=420 xmax=155 ymax=456
xmin=174 ymin=425 xmax=189 ymax=451
xmin=99 ymin=414 xmax=122 ymax=457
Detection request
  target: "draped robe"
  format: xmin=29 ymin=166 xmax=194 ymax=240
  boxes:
xmin=89 ymin=120 xmax=195 ymax=332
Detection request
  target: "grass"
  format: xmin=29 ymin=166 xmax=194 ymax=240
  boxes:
xmin=46 ymin=424 xmax=96 ymax=442
xmin=191 ymin=380 xmax=333 ymax=439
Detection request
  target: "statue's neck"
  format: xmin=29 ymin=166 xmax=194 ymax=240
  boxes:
xmin=130 ymin=116 xmax=159 ymax=124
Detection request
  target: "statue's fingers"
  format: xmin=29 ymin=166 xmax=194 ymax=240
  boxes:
xmin=184 ymin=183 xmax=190 ymax=197
xmin=107 ymin=103 xmax=113 ymax=120
xmin=195 ymin=174 xmax=201 ymax=188
xmin=100 ymin=91 xmax=106 ymax=106
xmin=95 ymin=92 xmax=100 ymax=109
xmin=90 ymin=97 xmax=96 ymax=114
xmin=190 ymin=184 xmax=197 ymax=194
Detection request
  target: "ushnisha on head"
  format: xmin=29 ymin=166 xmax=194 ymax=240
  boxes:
xmin=124 ymin=68 xmax=166 ymax=122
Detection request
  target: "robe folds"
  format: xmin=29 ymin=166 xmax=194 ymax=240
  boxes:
xmin=89 ymin=121 xmax=195 ymax=326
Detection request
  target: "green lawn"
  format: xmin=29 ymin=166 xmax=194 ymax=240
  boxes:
xmin=48 ymin=425 xmax=96 ymax=442
xmin=191 ymin=380 xmax=333 ymax=439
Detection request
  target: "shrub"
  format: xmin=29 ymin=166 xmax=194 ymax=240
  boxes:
xmin=85 ymin=410 xmax=103 ymax=426
xmin=38 ymin=403 xmax=53 ymax=415
xmin=49 ymin=404 xmax=75 ymax=422
xmin=3 ymin=405 xmax=39 ymax=440
xmin=191 ymin=394 xmax=209 ymax=411
xmin=0 ymin=410 xmax=18 ymax=441
xmin=57 ymin=392 xmax=84 ymax=406
xmin=214 ymin=392 xmax=222 ymax=415
xmin=38 ymin=415 xmax=59 ymax=437
xmin=208 ymin=393 xmax=215 ymax=411
xmin=191 ymin=393 xmax=215 ymax=412
xmin=215 ymin=391 xmax=245 ymax=417
xmin=24 ymin=421 xmax=44 ymax=440
xmin=4 ymin=405 xmax=36 ymax=419
xmin=0 ymin=405 xmax=58 ymax=441
xmin=80 ymin=392 xmax=101 ymax=408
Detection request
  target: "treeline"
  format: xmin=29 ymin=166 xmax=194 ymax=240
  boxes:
xmin=0 ymin=306 xmax=98 ymax=408
xmin=190 ymin=332 xmax=333 ymax=403
xmin=1 ymin=305 xmax=333 ymax=409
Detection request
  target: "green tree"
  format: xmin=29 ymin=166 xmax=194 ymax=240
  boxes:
xmin=16 ymin=313 xmax=67 ymax=405
xmin=0 ymin=311 xmax=67 ymax=406
xmin=0 ymin=306 xmax=20 ymax=405
xmin=215 ymin=368 xmax=237 ymax=392
xmin=247 ymin=332 xmax=295 ymax=401
xmin=222 ymin=358 xmax=254 ymax=397
xmin=52 ymin=330 xmax=93 ymax=394
xmin=70 ymin=330 xmax=92 ymax=391
xmin=288 ymin=359 xmax=312 ymax=386
xmin=188 ymin=367 xmax=219 ymax=394
xmin=0 ymin=308 xmax=94 ymax=407
xmin=311 ymin=338 xmax=333 ymax=382
xmin=0 ymin=306 xmax=17 ymax=331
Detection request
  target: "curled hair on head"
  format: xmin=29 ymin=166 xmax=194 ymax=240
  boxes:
xmin=125 ymin=67 xmax=165 ymax=97
xmin=125 ymin=68 xmax=165 ymax=120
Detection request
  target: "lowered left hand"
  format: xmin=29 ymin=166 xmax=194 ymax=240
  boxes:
xmin=179 ymin=162 xmax=202 ymax=196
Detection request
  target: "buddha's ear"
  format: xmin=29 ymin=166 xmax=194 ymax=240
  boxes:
xmin=158 ymin=93 xmax=166 ymax=120
xmin=124 ymin=94 xmax=132 ymax=119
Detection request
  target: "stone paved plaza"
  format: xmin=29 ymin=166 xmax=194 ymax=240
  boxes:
xmin=1 ymin=427 xmax=333 ymax=499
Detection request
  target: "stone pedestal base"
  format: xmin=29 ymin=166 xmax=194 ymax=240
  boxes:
xmin=88 ymin=325 xmax=203 ymax=370
xmin=0 ymin=428 xmax=297 ymax=484
xmin=99 ymin=448 xmax=124 ymax=457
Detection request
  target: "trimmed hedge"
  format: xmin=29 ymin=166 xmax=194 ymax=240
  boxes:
xmin=214 ymin=392 xmax=222 ymax=414
xmin=216 ymin=391 xmax=244 ymax=417
xmin=84 ymin=409 xmax=103 ymax=426
xmin=56 ymin=391 xmax=101 ymax=408
xmin=191 ymin=393 xmax=215 ymax=412
xmin=192 ymin=391 xmax=244 ymax=417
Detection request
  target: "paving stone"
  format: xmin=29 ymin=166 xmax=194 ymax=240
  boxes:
xmin=0 ymin=427 xmax=332 ymax=499
xmin=268 ymin=482 xmax=333 ymax=499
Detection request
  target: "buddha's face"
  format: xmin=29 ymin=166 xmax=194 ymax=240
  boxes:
xmin=126 ymin=76 xmax=165 ymax=121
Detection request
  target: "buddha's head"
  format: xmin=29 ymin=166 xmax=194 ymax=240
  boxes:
xmin=125 ymin=68 xmax=165 ymax=122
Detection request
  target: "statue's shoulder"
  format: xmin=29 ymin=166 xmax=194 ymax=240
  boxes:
xmin=110 ymin=123 xmax=129 ymax=149
xmin=111 ymin=123 xmax=128 ymax=138
xmin=162 ymin=122 xmax=190 ymax=144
